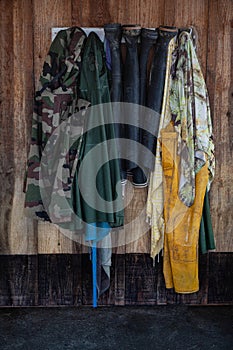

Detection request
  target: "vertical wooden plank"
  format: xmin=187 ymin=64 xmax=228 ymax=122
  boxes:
xmin=72 ymin=0 xmax=165 ymax=29
xmin=125 ymin=254 xmax=157 ymax=305
xmin=37 ymin=223 xmax=73 ymax=254
xmin=33 ymin=0 xmax=72 ymax=80
xmin=125 ymin=187 xmax=150 ymax=253
xmin=208 ymin=253 xmax=233 ymax=304
xmin=0 ymin=0 xmax=15 ymax=254
xmin=139 ymin=0 xmax=165 ymax=27
xmin=114 ymin=254 xmax=126 ymax=305
xmin=164 ymin=0 xmax=209 ymax=76
xmin=73 ymin=0 xmax=109 ymax=27
xmin=72 ymin=239 xmax=84 ymax=305
xmin=8 ymin=0 xmax=37 ymax=255
xmin=0 ymin=1 xmax=38 ymax=306
xmin=38 ymin=254 xmax=75 ymax=305
xmin=0 ymin=255 xmax=38 ymax=306
xmin=80 ymin=253 xmax=92 ymax=305
xmin=72 ymin=254 xmax=83 ymax=306
xmin=72 ymin=0 xmax=138 ymax=26
xmin=156 ymin=258 xmax=167 ymax=305
xmin=206 ymin=0 xmax=233 ymax=252
xmin=0 ymin=0 xmax=37 ymax=251
xmin=108 ymin=0 xmax=165 ymax=26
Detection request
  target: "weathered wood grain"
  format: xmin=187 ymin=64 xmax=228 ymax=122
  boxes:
xmin=38 ymin=254 xmax=75 ymax=305
xmin=0 ymin=253 xmax=232 ymax=306
xmin=0 ymin=255 xmax=38 ymax=306
xmin=125 ymin=254 xmax=157 ymax=305
xmin=206 ymin=0 xmax=233 ymax=251
xmin=33 ymin=0 xmax=72 ymax=81
xmin=208 ymin=253 xmax=233 ymax=304
xmin=37 ymin=222 xmax=73 ymax=254
xmin=0 ymin=0 xmax=232 ymax=306
xmin=125 ymin=187 xmax=150 ymax=253
xmin=80 ymin=253 xmax=93 ymax=305
xmin=10 ymin=0 xmax=37 ymax=254
xmin=0 ymin=0 xmax=37 ymax=254
xmin=0 ymin=1 xmax=15 ymax=254
xmin=164 ymin=0 xmax=209 ymax=77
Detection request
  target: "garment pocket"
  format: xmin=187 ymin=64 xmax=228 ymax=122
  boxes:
xmin=172 ymin=242 xmax=197 ymax=263
xmin=169 ymin=210 xmax=199 ymax=262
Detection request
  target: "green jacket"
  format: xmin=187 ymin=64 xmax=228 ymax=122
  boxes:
xmin=24 ymin=28 xmax=124 ymax=229
xmin=72 ymin=32 xmax=124 ymax=229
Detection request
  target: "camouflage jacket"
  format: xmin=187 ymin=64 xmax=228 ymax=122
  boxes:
xmin=24 ymin=27 xmax=88 ymax=223
xmin=24 ymin=28 xmax=124 ymax=229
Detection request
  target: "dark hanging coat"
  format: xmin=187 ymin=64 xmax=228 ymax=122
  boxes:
xmin=71 ymin=32 xmax=124 ymax=298
xmin=72 ymin=32 xmax=124 ymax=229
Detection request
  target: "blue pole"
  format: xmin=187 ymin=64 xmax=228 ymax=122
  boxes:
xmin=92 ymin=241 xmax=97 ymax=308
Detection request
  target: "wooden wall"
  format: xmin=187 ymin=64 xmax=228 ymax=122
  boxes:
xmin=0 ymin=0 xmax=232 ymax=306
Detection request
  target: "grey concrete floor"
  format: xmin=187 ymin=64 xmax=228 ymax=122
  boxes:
xmin=0 ymin=305 xmax=232 ymax=350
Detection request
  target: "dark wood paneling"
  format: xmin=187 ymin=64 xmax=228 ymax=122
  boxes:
xmin=38 ymin=254 xmax=78 ymax=305
xmin=208 ymin=253 xmax=233 ymax=304
xmin=114 ymin=254 xmax=126 ymax=305
xmin=0 ymin=255 xmax=38 ymax=306
xmin=0 ymin=253 xmax=232 ymax=306
xmin=80 ymin=253 xmax=93 ymax=305
xmin=125 ymin=254 xmax=157 ymax=305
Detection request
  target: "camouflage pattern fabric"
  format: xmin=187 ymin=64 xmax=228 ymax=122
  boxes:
xmin=24 ymin=27 xmax=88 ymax=222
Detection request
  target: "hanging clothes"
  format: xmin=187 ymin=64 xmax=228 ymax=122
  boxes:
xmin=104 ymin=23 xmax=125 ymax=184
xmin=86 ymin=222 xmax=112 ymax=297
xmin=143 ymin=26 xmax=178 ymax=173
xmin=146 ymin=36 xmax=177 ymax=260
xmin=199 ymin=191 xmax=216 ymax=254
xmin=122 ymin=25 xmax=148 ymax=186
xmin=161 ymin=123 xmax=209 ymax=293
xmin=169 ymin=31 xmax=215 ymax=207
xmin=71 ymin=32 xmax=124 ymax=297
xmin=138 ymin=28 xmax=158 ymax=185
xmin=161 ymin=30 xmax=215 ymax=293
xmin=24 ymin=27 xmax=88 ymax=223
xmin=139 ymin=28 xmax=158 ymax=107
xmin=71 ymin=31 xmax=124 ymax=229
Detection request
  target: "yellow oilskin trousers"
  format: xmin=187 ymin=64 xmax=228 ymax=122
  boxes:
xmin=161 ymin=123 xmax=208 ymax=293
